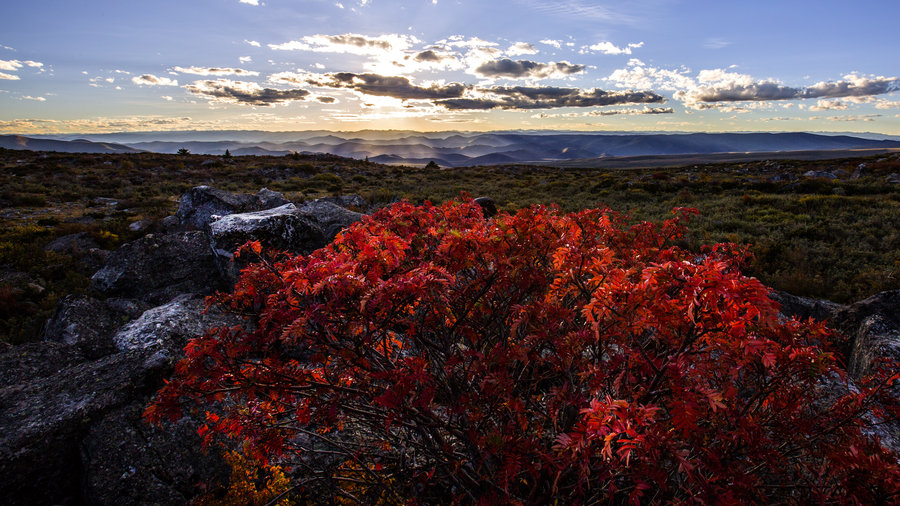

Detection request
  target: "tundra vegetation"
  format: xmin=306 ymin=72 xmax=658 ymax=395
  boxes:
xmin=1 ymin=148 xmax=898 ymax=345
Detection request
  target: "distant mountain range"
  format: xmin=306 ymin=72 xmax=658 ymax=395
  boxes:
xmin=4 ymin=131 xmax=900 ymax=166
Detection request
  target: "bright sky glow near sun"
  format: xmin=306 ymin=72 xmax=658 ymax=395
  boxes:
xmin=1 ymin=0 xmax=899 ymax=134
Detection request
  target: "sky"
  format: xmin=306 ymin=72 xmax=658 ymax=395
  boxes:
xmin=1 ymin=0 xmax=899 ymax=135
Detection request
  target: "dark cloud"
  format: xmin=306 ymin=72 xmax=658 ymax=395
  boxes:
xmin=306 ymin=72 xmax=468 ymax=100
xmin=316 ymin=96 xmax=336 ymax=103
xmin=473 ymin=59 xmax=584 ymax=79
xmin=186 ymin=79 xmax=310 ymax=106
xmin=683 ymin=74 xmax=898 ymax=104
xmin=323 ymin=34 xmax=392 ymax=50
xmin=439 ymin=86 xmax=665 ymax=110
xmin=413 ymin=50 xmax=444 ymax=62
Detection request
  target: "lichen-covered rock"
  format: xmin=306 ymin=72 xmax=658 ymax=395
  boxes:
xmin=175 ymin=185 xmax=290 ymax=230
xmin=803 ymin=170 xmax=838 ymax=179
xmin=0 ymin=341 xmax=85 ymax=389
xmin=113 ymin=294 xmax=234 ymax=353
xmin=91 ymin=231 xmax=222 ymax=304
xmin=43 ymin=295 xmax=131 ymax=359
xmin=208 ymin=203 xmax=325 ymax=285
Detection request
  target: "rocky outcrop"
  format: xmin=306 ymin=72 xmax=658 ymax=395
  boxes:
xmin=43 ymin=295 xmax=138 ymax=359
xmin=91 ymin=231 xmax=222 ymax=304
xmin=832 ymin=290 xmax=900 ymax=380
xmin=175 ymin=186 xmax=290 ymax=230
xmin=0 ymin=347 xmax=173 ymax=505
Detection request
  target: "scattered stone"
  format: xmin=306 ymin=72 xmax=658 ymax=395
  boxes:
xmin=318 ymin=194 xmax=368 ymax=211
xmin=803 ymin=170 xmax=838 ymax=180
xmin=887 ymin=173 xmax=900 ymax=184
xmin=850 ymin=163 xmax=867 ymax=180
xmin=92 ymin=197 xmax=119 ymax=207
xmin=44 ymin=232 xmax=101 ymax=255
xmin=128 ymin=219 xmax=152 ymax=232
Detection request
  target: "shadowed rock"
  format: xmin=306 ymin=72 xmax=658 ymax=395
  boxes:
xmin=91 ymin=231 xmax=222 ymax=304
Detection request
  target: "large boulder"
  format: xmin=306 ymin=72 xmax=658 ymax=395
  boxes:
xmin=175 ymin=186 xmax=290 ymax=230
xmin=769 ymin=290 xmax=845 ymax=323
xmin=208 ymin=203 xmax=325 ymax=285
xmin=297 ymin=199 xmax=365 ymax=241
xmin=113 ymin=294 xmax=235 ymax=353
xmin=833 ymin=290 xmax=900 ymax=380
xmin=91 ymin=231 xmax=222 ymax=304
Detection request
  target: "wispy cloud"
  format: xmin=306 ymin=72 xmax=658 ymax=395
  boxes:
xmin=173 ymin=66 xmax=260 ymax=76
xmin=585 ymin=41 xmax=643 ymax=55
xmin=131 ymin=74 xmax=178 ymax=86
xmin=269 ymin=33 xmax=418 ymax=54
xmin=22 ymin=95 xmax=46 ymax=101
xmin=439 ymin=86 xmax=665 ymax=110
xmin=703 ymin=38 xmax=731 ymax=49
xmin=239 ymin=0 xmax=260 ymax=5
xmin=244 ymin=39 xmax=261 ymax=47
xmin=533 ymin=106 xmax=673 ymax=118
xmin=539 ymin=39 xmax=562 ymax=49
xmin=0 ymin=72 xmax=18 ymax=80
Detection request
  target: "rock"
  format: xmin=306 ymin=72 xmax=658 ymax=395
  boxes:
xmin=0 ymin=348 xmax=172 ymax=505
xmin=848 ymin=314 xmax=900 ymax=380
xmin=474 ymin=197 xmax=498 ymax=218
xmin=851 ymin=163 xmax=868 ymax=180
xmin=768 ymin=172 xmax=797 ymax=183
xmin=803 ymin=170 xmax=838 ymax=180
xmin=113 ymin=294 xmax=234 ymax=353
xmin=887 ymin=173 xmax=900 ymax=184
xmin=318 ymin=194 xmax=368 ymax=211
xmin=769 ymin=290 xmax=845 ymax=323
xmin=92 ymin=197 xmax=119 ymax=207
xmin=833 ymin=169 xmax=849 ymax=178
xmin=832 ymin=290 xmax=900 ymax=380
xmin=0 ymin=341 xmax=85 ymax=389
xmin=43 ymin=295 xmax=129 ymax=359
xmin=297 ymin=199 xmax=365 ymax=241
xmin=44 ymin=232 xmax=101 ymax=255
xmin=81 ymin=402 xmax=227 ymax=506
xmin=209 ymin=204 xmax=326 ymax=285
xmin=175 ymin=186 xmax=290 ymax=230
xmin=128 ymin=219 xmax=152 ymax=232
xmin=91 ymin=231 xmax=222 ymax=304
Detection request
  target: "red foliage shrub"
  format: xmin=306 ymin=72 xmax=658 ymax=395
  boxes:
xmin=147 ymin=198 xmax=900 ymax=503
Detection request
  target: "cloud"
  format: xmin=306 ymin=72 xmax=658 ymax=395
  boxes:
xmin=244 ymin=39 xmax=261 ymax=47
xmin=239 ymin=56 xmax=252 ymax=64
xmin=703 ymin=38 xmax=731 ymax=49
xmin=276 ymin=71 xmax=468 ymax=100
xmin=0 ymin=72 xmax=18 ymax=80
xmin=539 ymin=39 xmax=562 ymax=49
xmin=532 ymin=106 xmax=674 ymax=118
xmin=0 ymin=59 xmax=23 ymax=71
xmin=317 ymin=96 xmax=336 ymax=103
xmin=874 ymin=99 xmax=900 ymax=109
xmin=825 ymin=114 xmax=881 ymax=122
xmin=239 ymin=0 xmax=259 ymax=5
xmin=586 ymin=41 xmax=643 ymax=55
xmin=173 ymin=66 xmax=260 ymax=76
xmin=269 ymin=33 xmax=417 ymax=54
xmin=678 ymin=72 xmax=898 ymax=106
xmin=438 ymin=86 xmax=665 ymax=110
xmin=22 ymin=95 xmax=46 ymax=101
xmin=606 ymin=59 xmax=695 ymax=91
xmin=809 ymin=99 xmax=849 ymax=111
xmin=186 ymin=79 xmax=310 ymax=105
xmin=507 ymin=42 xmax=538 ymax=56
xmin=472 ymin=59 xmax=584 ymax=79
xmin=132 ymin=74 xmax=178 ymax=86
